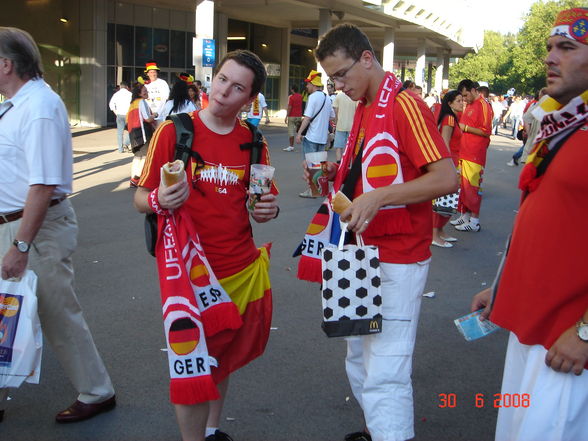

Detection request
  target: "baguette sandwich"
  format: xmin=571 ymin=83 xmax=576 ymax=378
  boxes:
xmin=161 ymin=159 xmax=185 ymax=186
xmin=331 ymin=191 xmax=352 ymax=215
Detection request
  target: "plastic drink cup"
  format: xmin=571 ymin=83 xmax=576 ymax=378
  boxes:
xmin=248 ymin=164 xmax=275 ymax=211
xmin=305 ymin=151 xmax=328 ymax=197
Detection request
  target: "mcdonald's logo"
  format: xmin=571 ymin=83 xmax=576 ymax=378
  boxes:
xmin=369 ymin=320 xmax=379 ymax=331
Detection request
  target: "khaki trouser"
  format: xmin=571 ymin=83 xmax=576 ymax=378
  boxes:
xmin=0 ymin=199 xmax=114 ymax=407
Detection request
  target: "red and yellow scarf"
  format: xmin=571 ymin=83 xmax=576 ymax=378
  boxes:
xmin=155 ymin=207 xmax=242 ymax=404
xmin=519 ymin=90 xmax=588 ymax=195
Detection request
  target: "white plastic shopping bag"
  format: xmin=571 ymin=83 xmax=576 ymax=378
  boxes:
xmin=0 ymin=270 xmax=42 ymax=388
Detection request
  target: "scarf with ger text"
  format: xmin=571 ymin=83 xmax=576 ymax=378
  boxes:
xmin=296 ymin=72 xmax=412 ymax=283
xmin=519 ymin=90 xmax=588 ymax=195
xmin=155 ymin=207 xmax=242 ymax=404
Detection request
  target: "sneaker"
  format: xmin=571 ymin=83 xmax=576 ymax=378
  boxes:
xmin=344 ymin=432 xmax=372 ymax=441
xmin=283 ymin=146 xmax=295 ymax=151
xmin=455 ymin=221 xmax=481 ymax=232
xmin=299 ymin=188 xmax=317 ymax=198
xmin=205 ymin=430 xmax=234 ymax=441
xmin=450 ymin=214 xmax=469 ymax=226
xmin=506 ymin=159 xmax=516 ymax=167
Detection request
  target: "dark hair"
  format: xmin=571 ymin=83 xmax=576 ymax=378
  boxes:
xmin=0 ymin=27 xmax=43 ymax=79
xmin=131 ymin=83 xmax=145 ymax=101
xmin=437 ymin=90 xmax=461 ymax=127
xmin=120 ymin=80 xmax=129 ymax=88
xmin=477 ymin=86 xmax=489 ymax=98
xmin=187 ymin=84 xmax=200 ymax=102
xmin=215 ymin=49 xmax=267 ymax=97
xmin=169 ymin=80 xmax=190 ymax=113
xmin=403 ymin=80 xmax=415 ymax=89
xmin=457 ymin=79 xmax=479 ymax=93
xmin=315 ymin=23 xmax=375 ymax=62
xmin=291 ymin=84 xmax=299 ymax=93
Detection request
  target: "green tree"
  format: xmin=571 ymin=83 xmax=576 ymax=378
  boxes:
xmin=449 ymin=31 xmax=515 ymax=93
xmin=509 ymin=0 xmax=586 ymax=94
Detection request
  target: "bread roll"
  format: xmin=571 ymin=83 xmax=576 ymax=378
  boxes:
xmin=162 ymin=160 xmax=185 ymax=186
xmin=331 ymin=191 xmax=351 ymax=214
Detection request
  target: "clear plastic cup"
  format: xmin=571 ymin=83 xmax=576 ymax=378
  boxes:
xmin=248 ymin=164 xmax=275 ymax=211
xmin=305 ymin=151 xmax=328 ymax=197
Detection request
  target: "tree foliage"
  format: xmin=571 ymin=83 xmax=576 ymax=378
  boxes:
xmin=449 ymin=0 xmax=587 ymax=95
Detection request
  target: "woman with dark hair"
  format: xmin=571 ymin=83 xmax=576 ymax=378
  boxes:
xmin=187 ymin=84 xmax=201 ymax=110
xmin=126 ymin=82 xmax=155 ymax=187
xmin=432 ymin=90 xmax=463 ymax=247
xmin=159 ymin=80 xmax=197 ymax=121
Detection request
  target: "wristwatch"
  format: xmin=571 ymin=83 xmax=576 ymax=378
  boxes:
xmin=577 ymin=319 xmax=588 ymax=342
xmin=13 ymin=239 xmax=31 ymax=253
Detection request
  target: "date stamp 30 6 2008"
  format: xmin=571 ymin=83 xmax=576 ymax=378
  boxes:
xmin=437 ymin=393 xmax=531 ymax=409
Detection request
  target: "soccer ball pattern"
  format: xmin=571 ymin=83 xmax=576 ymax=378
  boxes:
xmin=433 ymin=189 xmax=460 ymax=214
xmin=321 ymin=245 xmax=382 ymax=323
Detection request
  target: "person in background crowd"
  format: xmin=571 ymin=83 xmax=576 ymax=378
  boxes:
xmin=159 ymin=78 xmax=197 ymax=121
xmin=471 ymin=8 xmax=588 ymax=441
xmin=503 ymin=95 xmax=526 ymax=139
xmin=478 ymin=86 xmax=490 ymax=101
xmin=0 ymin=26 xmax=115 ymax=425
xmin=299 ymin=23 xmax=457 ymax=441
xmin=109 ymin=80 xmax=132 ymax=153
xmin=246 ymin=92 xmax=269 ymax=126
xmin=127 ymin=82 xmax=155 ymax=187
xmin=195 ymin=80 xmax=209 ymax=109
xmin=143 ymin=60 xmax=169 ymax=126
xmin=491 ymin=95 xmax=504 ymax=135
xmin=432 ymin=90 xmax=464 ymax=248
xmin=331 ymin=88 xmax=357 ymax=162
xmin=296 ymin=70 xmax=334 ymax=198
xmin=414 ymin=85 xmax=423 ymax=97
xmin=188 ymin=84 xmax=202 ymax=110
xmin=284 ymin=84 xmax=303 ymax=152
xmin=451 ymin=79 xmax=492 ymax=232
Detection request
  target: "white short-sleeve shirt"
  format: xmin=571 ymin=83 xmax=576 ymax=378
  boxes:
xmin=0 ymin=79 xmax=73 ymax=212
xmin=304 ymin=90 xmax=334 ymax=145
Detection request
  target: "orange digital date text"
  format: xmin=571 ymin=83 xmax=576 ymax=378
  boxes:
xmin=437 ymin=393 xmax=531 ymax=408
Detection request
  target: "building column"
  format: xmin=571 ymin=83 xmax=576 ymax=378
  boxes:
xmin=280 ymin=27 xmax=291 ymax=113
xmin=426 ymin=62 xmax=433 ymax=93
xmin=382 ymin=27 xmax=395 ymax=72
xmin=442 ymin=52 xmax=450 ymax=90
xmin=194 ymin=0 xmax=214 ymax=86
xmin=79 ymin=0 xmax=107 ymax=127
xmin=415 ymin=39 xmax=426 ymax=87
xmin=316 ymin=8 xmax=332 ymax=89
xmin=434 ymin=56 xmax=443 ymax=92
xmin=215 ymin=12 xmax=228 ymax=62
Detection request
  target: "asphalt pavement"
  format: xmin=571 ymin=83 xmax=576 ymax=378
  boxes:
xmin=1 ymin=120 xmax=524 ymax=441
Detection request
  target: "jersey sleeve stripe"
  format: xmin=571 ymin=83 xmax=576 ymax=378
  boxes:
xmin=397 ymin=93 xmax=442 ymax=162
xmin=138 ymin=120 xmax=171 ymax=187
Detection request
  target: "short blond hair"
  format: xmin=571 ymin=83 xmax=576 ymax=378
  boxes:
xmin=0 ymin=27 xmax=43 ymax=79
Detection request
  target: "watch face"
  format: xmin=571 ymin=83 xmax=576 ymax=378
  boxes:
xmin=16 ymin=241 xmax=29 ymax=252
xmin=579 ymin=325 xmax=588 ymax=341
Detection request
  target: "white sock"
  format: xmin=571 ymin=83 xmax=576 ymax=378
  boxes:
xmin=469 ymin=217 xmax=479 ymax=226
xmin=205 ymin=427 xmax=218 ymax=437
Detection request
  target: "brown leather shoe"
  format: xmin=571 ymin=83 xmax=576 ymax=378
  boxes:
xmin=55 ymin=395 xmax=116 ymax=423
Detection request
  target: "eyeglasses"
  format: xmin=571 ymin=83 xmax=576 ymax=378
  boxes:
xmin=329 ymin=59 xmax=359 ymax=83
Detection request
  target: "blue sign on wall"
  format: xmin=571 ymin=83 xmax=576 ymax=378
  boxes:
xmin=202 ymin=39 xmax=215 ymax=67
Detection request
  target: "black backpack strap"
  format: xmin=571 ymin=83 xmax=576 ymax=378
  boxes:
xmin=167 ymin=113 xmax=195 ymax=169
xmin=240 ymin=120 xmax=264 ymax=165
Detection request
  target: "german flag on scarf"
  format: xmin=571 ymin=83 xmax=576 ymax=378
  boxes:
xmin=156 ymin=209 xmax=242 ymax=404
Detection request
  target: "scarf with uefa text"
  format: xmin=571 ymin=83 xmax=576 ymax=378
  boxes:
xmin=519 ymin=90 xmax=588 ymax=196
xmin=154 ymin=205 xmax=242 ymax=404
xmin=295 ymin=72 xmax=411 ymax=283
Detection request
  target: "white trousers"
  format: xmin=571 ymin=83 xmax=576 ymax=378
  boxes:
xmin=0 ymin=200 xmax=114 ymax=407
xmin=495 ymin=332 xmax=588 ymax=441
xmin=345 ymin=259 xmax=430 ymax=441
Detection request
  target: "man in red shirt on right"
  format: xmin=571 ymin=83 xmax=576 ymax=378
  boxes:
xmin=472 ymin=7 xmax=588 ymax=441
xmin=283 ymin=84 xmax=303 ymax=151
xmin=451 ymin=79 xmax=493 ymax=232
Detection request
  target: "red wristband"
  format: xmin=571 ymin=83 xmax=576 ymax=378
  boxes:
xmin=148 ymin=188 xmax=169 ymax=216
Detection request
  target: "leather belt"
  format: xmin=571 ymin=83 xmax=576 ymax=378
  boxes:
xmin=0 ymin=197 xmax=66 ymax=225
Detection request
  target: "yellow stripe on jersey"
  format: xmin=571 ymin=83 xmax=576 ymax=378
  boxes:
xmin=446 ymin=115 xmax=455 ymax=127
xmin=396 ymin=93 xmax=441 ymax=163
xmin=138 ymin=119 xmax=174 ymax=187
xmin=366 ymin=163 xmax=398 ymax=178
